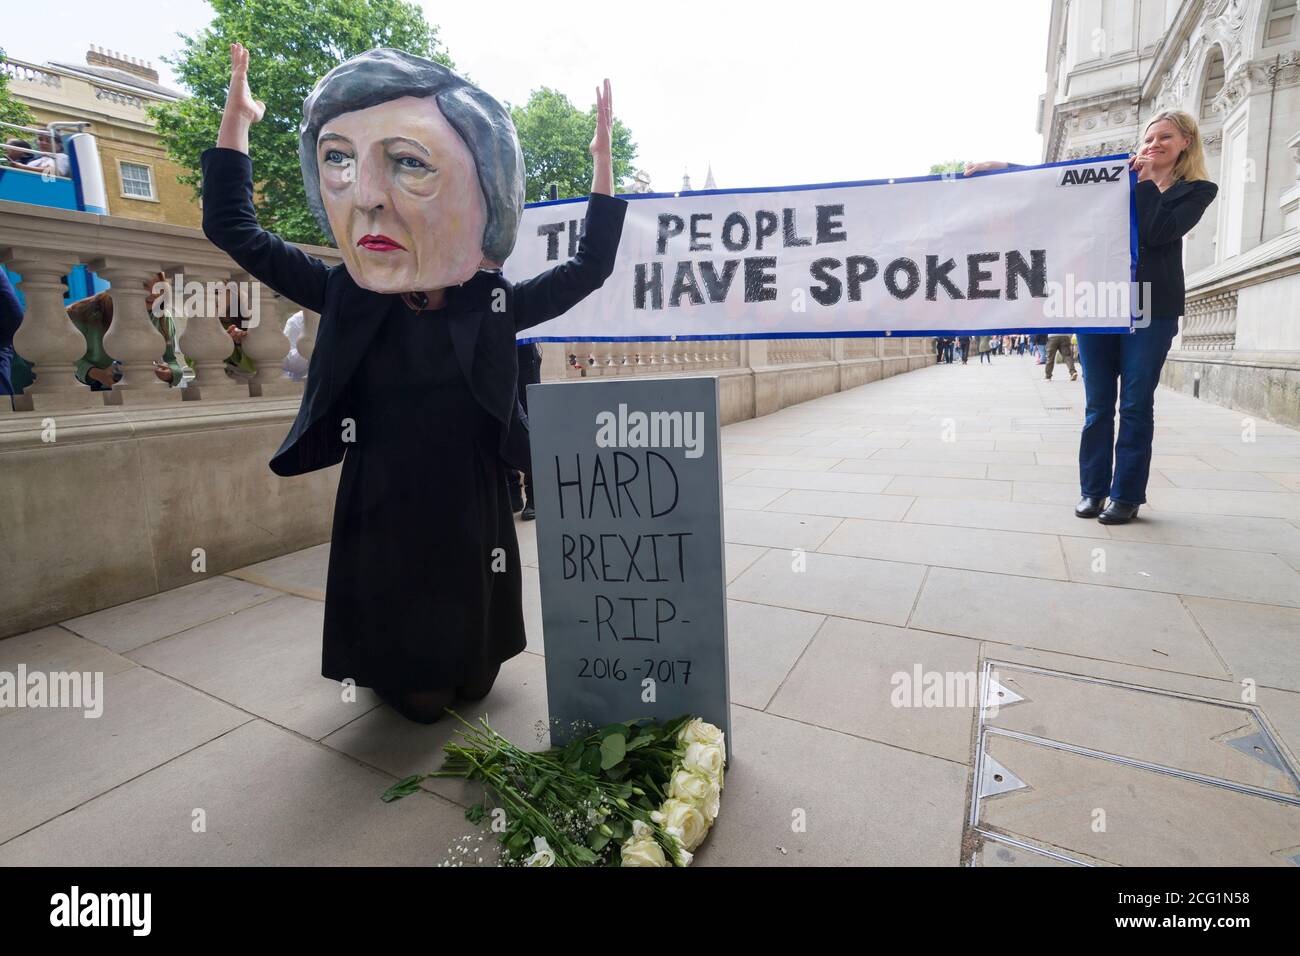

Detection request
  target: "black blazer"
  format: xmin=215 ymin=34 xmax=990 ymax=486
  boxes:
xmin=199 ymin=147 xmax=627 ymax=477
xmin=1134 ymin=178 xmax=1218 ymax=320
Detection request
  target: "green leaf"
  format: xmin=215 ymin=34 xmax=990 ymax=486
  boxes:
xmin=626 ymin=733 xmax=657 ymax=751
xmin=580 ymin=745 xmax=602 ymax=775
xmin=598 ymin=723 xmax=632 ymax=740
xmin=465 ymin=803 xmax=486 ymax=823
xmin=599 ymin=733 xmax=627 ymax=770
xmin=380 ymin=774 xmax=426 ymax=802
xmin=589 ymin=832 xmax=611 ymax=852
xmin=569 ymin=844 xmax=599 ymax=864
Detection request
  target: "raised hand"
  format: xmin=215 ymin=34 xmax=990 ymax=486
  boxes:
xmin=963 ymin=161 xmax=1009 ymax=176
xmin=589 ymin=78 xmax=613 ymax=159
xmin=589 ymin=79 xmax=614 ymax=196
xmin=227 ymin=43 xmax=265 ymax=125
xmin=216 ymin=42 xmax=265 ymax=154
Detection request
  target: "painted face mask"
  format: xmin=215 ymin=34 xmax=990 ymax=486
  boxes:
xmin=299 ymin=48 xmax=525 ymax=294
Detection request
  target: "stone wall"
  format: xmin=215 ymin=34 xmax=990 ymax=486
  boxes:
xmin=0 ymin=351 xmax=935 ymax=640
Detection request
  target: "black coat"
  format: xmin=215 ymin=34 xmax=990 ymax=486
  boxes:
xmin=1134 ymin=178 xmax=1218 ymax=320
xmin=199 ymin=147 xmax=627 ymax=477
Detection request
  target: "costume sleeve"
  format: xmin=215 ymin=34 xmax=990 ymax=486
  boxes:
xmin=512 ymin=192 xmax=628 ymax=332
xmin=201 ymin=147 xmax=330 ymax=313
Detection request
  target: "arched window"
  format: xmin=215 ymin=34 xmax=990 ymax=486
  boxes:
xmin=1199 ymin=47 xmax=1225 ymax=122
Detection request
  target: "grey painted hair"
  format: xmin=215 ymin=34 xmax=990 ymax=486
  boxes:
xmin=298 ymin=48 xmax=524 ymax=263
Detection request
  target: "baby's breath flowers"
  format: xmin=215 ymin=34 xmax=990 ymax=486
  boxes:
xmin=383 ymin=712 xmax=722 ymax=867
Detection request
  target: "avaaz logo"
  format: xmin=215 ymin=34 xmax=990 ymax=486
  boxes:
xmin=1059 ymin=165 xmax=1125 ymax=185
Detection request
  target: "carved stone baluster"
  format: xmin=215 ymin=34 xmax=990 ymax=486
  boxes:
xmin=2 ymin=249 xmax=99 ymax=411
xmin=88 ymin=256 xmax=177 ymax=405
xmin=240 ymin=276 xmax=298 ymax=396
xmin=171 ymin=269 xmax=247 ymax=401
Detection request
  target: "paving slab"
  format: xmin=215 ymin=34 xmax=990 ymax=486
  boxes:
xmin=0 ymin=625 xmax=137 ymax=683
xmin=722 ymin=509 xmax=844 ymax=550
xmin=0 ymin=720 xmax=479 ymax=866
xmin=883 ymin=475 xmax=1014 ymax=502
xmin=694 ymin=705 xmax=968 ymax=866
xmin=1181 ymin=597 xmax=1300 ymax=693
xmin=765 ymin=489 xmax=914 ymax=521
xmin=0 ymin=666 xmax=248 ymax=845
xmin=62 ymin=575 xmax=280 ymax=653
xmin=723 ymin=543 xmax=767 ymax=583
xmin=767 ymin=617 xmax=979 ymax=762
xmin=821 ymin=518 xmax=1067 ymax=580
xmin=831 ymin=457 xmax=989 ymax=479
xmin=128 ymin=594 xmax=381 ymax=740
xmin=1143 ymin=487 xmax=1300 ymax=519
xmin=903 ymin=497 xmax=1110 ymax=538
xmin=729 ymin=549 xmax=926 ymax=627
xmin=320 ymin=651 xmax=551 ymax=811
xmin=1059 ymin=537 xmax=1300 ymax=607
xmin=733 ymin=468 xmax=894 ymax=494
xmin=911 ymin=567 xmax=1226 ymax=677
xmin=979 ymin=734 xmax=1300 ymax=866
xmin=1097 ymin=509 xmax=1300 ymax=567
xmin=227 ymin=544 xmax=329 ymax=599
xmin=725 ymin=599 xmax=824 ymax=710
xmin=1157 ymin=469 xmax=1292 ymax=492
xmin=723 ymin=485 xmax=789 ymax=511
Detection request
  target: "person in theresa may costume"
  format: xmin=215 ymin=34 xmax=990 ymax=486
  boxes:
xmin=201 ymin=43 xmax=626 ymax=722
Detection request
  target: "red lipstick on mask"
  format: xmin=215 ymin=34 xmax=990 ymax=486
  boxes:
xmin=357 ymin=234 xmax=406 ymax=252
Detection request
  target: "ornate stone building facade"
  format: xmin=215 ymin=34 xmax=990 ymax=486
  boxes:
xmin=1041 ymin=0 xmax=1300 ymax=425
xmin=3 ymin=46 xmax=198 ymax=228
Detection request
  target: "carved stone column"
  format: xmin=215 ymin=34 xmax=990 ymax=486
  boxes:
xmin=239 ymin=276 xmax=298 ymax=396
xmin=171 ymin=269 xmax=247 ymax=401
xmin=85 ymin=256 xmax=177 ymax=405
xmin=3 ymin=249 xmax=100 ymax=411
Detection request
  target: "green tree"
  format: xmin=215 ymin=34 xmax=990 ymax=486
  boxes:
xmin=929 ymin=159 xmax=966 ymax=175
xmin=0 ymin=49 xmax=38 ymax=132
xmin=511 ymin=87 xmax=637 ymax=202
xmin=151 ymin=0 xmax=451 ymax=245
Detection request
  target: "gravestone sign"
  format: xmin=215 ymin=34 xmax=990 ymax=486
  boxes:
xmin=527 ymin=375 xmax=732 ymax=747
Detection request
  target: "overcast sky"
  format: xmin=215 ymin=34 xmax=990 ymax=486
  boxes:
xmin=7 ymin=0 xmax=1052 ymax=191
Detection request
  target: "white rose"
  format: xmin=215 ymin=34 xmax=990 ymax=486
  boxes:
xmin=621 ymin=837 xmax=668 ymax=867
xmin=679 ymin=718 xmax=725 ymax=749
xmin=669 ymin=769 xmax=721 ymax=821
xmin=650 ymin=798 xmax=709 ymax=851
xmin=524 ymin=835 xmax=555 ymax=867
xmin=631 ymin=818 xmax=654 ymax=840
xmin=682 ymin=741 xmax=725 ymax=780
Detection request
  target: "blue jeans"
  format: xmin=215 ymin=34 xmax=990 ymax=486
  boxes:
xmin=1076 ymin=320 xmax=1178 ymax=505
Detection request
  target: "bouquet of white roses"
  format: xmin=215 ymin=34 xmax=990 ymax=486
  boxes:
xmin=383 ymin=713 xmax=725 ymax=867
xmin=620 ymin=717 xmax=726 ymax=867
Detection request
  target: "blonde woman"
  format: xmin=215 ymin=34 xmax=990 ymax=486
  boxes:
xmin=967 ymin=110 xmax=1217 ymax=524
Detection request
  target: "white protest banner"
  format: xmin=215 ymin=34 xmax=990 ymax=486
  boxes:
xmin=511 ymin=156 xmax=1137 ymax=343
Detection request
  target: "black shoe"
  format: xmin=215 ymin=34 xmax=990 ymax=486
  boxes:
xmin=1098 ymin=500 xmax=1140 ymax=524
xmin=521 ymin=504 xmax=536 ymax=521
xmin=378 ymin=687 xmax=455 ymax=724
xmin=1075 ymin=496 xmax=1105 ymax=518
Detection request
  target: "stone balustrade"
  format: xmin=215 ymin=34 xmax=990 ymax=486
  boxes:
xmin=0 ymin=198 xmax=339 ymax=413
xmin=3 ymin=197 xmax=935 ymax=422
